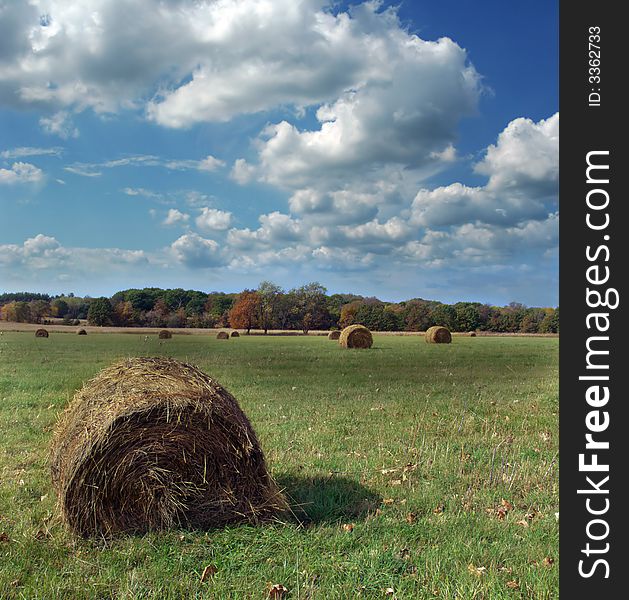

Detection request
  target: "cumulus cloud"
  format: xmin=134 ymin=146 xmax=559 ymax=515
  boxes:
xmin=230 ymin=159 xmax=257 ymax=185
xmin=198 ymin=155 xmax=226 ymax=172
xmin=170 ymin=233 xmax=223 ymax=268
xmin=0 ymin=234 xmax=147 ymax=271
xmin=0 ymin=162 xmax=43 ymax=184
xmin=163 ymin=208 xmax=189 ymax=226
xmin=195 ymin=207 xmax=232 ymax=232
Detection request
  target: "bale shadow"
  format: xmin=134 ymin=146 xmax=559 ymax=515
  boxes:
xmin=276 ymin=474 xmax=381 ymax=525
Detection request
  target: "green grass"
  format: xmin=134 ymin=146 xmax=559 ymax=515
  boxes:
xmin=0 ymin=332 xmax=558 ymax=599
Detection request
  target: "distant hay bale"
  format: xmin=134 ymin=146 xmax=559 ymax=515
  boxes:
xmin=470 ymin=332 xmax=477 ymax=337
xmin=158 ymin=330 xmax=172 ymax=339
xmin=231 ymin=331 xmax=240 ymax=338
xmin=339 ymin=324 xmax=373 ymax=349
xmin=216 ymin=331 xmax=229 ymax=340
xmin=77 ymin=329 xmax=87 ymax=336
xmin=425 ymin=326 xmax=452 ymax=344
xmin=50 ymin=357 xmax=286 ymax=537
xmin=35 ymin=328 xmax=49 ymax=338
xmin=327 ymin=330 xmax=341 ymax=340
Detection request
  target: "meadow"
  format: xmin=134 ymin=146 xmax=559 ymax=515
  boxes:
xmin=0 ymin=332 xmax=558 ymax=599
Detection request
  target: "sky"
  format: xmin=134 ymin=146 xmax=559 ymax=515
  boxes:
xmin=0 ymin=0 xmax=558 ymax=306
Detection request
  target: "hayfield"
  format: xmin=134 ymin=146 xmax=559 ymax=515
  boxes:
xmin=0 ymin=332 xmax=558 ymax=599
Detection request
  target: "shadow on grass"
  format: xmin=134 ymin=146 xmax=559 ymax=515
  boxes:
xmin=276 ymin=474 xmax=381 ymax=525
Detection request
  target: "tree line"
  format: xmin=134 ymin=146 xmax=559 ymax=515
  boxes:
xmin=0 ymin=283 xmax=559 ymax=333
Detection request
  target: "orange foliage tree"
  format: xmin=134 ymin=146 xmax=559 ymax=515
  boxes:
xmin=228 ymin=291 xmax=261 ymax=334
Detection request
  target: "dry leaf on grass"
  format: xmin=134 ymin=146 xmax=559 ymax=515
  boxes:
xmin=342 ymin=523 xmax=355 ymax=532
xmin=406 ymin=512 xmax=416 ymax=524
xmin=542 ymin=557 xmax=555 ymax=567
xmin=516 ymin=519 xmax=529 ymax=528
xmin=506 ymin=580 xmax=519 ymax=589
xmin=268 ymin=583 xmax=289 ymax=598
xmin=0 ymin=532 xmax=9 ymax=542
xmin=467 ymin=564 xmax=486 ymax=577
xmin=200 ymin=565 xmax=218 ymax=582
xmin=385 ymin=588 xmax=395 ymax=596
xmin=433 ymin=505 xmax=445 ymax=514
xmin=383 ymin=498 xmax=395 ymax=505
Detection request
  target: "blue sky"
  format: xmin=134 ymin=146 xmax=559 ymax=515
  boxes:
xmin=0 ymin=0 xmax=558 ymax=306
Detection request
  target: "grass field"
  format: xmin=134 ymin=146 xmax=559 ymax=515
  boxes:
xmin=0 ymin=332 xmax=558 ymax=599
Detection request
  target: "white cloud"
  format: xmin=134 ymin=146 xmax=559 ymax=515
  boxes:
xmin=163 ymin=208 xmax=190 ymax=226
xmin=1 ymin=146 xmax=63 ymax=159
xmin=39 ymin=111 xmax=79 ymax=139
xmin=230 ymin=158 xmax=257 ymax=185
xmin=195 ymin=207 xmax=232 ymax=232
xmin=170 ymin=233 xmax=223 ymax=268
xmin=198 ymin=155 xmax=226 ymax=172
xmin=0 ymin=162 xmax=43 ymax=184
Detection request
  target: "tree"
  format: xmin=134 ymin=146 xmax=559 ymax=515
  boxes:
xmin=228 ymin=291 xmax=261 ymax=333
xmin=290 ymin=282 xmax=330 ymax=334
xmin=29 ymin=299 xmax=50 ymax=323
xmin=339 ymin=300 xmax=363 ymax=328
xmin=87 ymin=297 xmax=113 ymax=326
xmin=257 ymin=281 xmax=283 ymax=334
xmin=113 ymin=301 xmax=135 ymax=326
xmin=50 ymin=299 xmax=69 ymax=318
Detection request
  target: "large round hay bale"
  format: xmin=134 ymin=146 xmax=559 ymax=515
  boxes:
xmin=425 ymin=326 xmax=452 ymax=344
xmin=50 ymin=357 xmax=286 ymax=536
xmin=470 ymin=332 xmax=477 ymax=337
xmin=339 ymin=324 xmax=373 ymax=349
xmin=35 ymin=328 xmax=49 ymax=338
xmin=231 ymin=331 xmax=240 ymax=338
xmin=216 ymin=331 xmax=229 ymax=340
xmin=328 ymin=330 xmax=341 ymax=340
xmin=77 ymin=329 xmax=87 ymax=336
xmin=158 ymin=330 xmax=172 ymax=339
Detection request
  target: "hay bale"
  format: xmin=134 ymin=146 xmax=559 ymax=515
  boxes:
xmin=470 ymin=332 xmax=477 ymax=337
xmin=77 ymin=329 xmax=87 ymax=336
xmin=339 ymin=324 xmax=373 ymax=349
xmin=50 ymin=357 xmax=286 ymax=536
xmin=425 ymin=326 xmax=452 ymax=344
xmin=158 ymin=330 xmax=172 ymax=339
xmin=327 ymin=330 xmax=341 ymax=340
xmin=35 ymin=328 xmax=49 ymax=338
xmin=231 ymin=331 xmax=240 ymax=337
xmin=216 ymin=331 xmax=229 ymax=340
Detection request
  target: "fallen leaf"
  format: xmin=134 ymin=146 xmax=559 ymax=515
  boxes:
xmin=433 ymin=505 xmax=445 ymax=515
xmin=516 ymin=519 xmax=529 ymax=528
xmin=383 ymin=498 xmax=395 ymax=505
xmin=200 ymin=565 xmax=218 ymax=582
xmin=542 ymin=557 xmax=555 ymax=567
xmin=0 ymin=532 xmax=9 ymax=543
xmin=385 ymin=588 xmax=395 ymax=596
xmin=495 ymin=507 xmax=507 ymax=520
xmin=467 ymin=564 xmax=486 ymax=577
xmin=268 ymin=583 xmax=289 ymax=598
xmin=342 ymin=523 xmax=355 ymax=533
xmin=506 ymin=580 xmax=519 ymax=589
xmin=398 ymin=548 xmax=411 ymax=560
xmin=406 ymin=512 xmax=416 ymax=524
xmin=501 ymin=499 xmax=513 ymax=511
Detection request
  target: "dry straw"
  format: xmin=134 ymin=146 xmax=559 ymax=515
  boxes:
xmin=339 ymin=324 xmax=373 ymax=349
xmin=35 ymin=328 xmax=49 ymax=338
xmin=231 ymin=331 xmax=240 ymax=338
xmin=50 ymin=357 xmax=286 ymax=536
xmin=158 ymin=330 xmax=172 ymax=339
xmin=216 ymin=331 xmax=229 ymax=340
xmin=327 ymin=330 xmax=341 ymax=340
xmin=425 ymin=326 xmax=452 ymax=344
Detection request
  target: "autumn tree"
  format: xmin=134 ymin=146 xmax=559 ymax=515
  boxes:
xmin=228 ymin=290 xmax=261 ymax=334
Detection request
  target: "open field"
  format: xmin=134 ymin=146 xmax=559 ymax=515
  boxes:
xmin=0 ymin=332 xmax=558 ymax=599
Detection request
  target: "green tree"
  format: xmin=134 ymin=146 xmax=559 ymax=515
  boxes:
xmin=50 ymin=299 xmax=69 ymax=318
xmin=291 ymin=282 xmax=331 ymax=334
xmin=87 ymin=297 xmax=113 ymax=326
xmin=257 ymin=281 xmax=284 ymax=334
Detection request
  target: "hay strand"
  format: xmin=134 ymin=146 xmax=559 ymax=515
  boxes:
xmin=425 ymin=326 xmax=452 ymax=344
xmin=339 ymin=324 xmax=373 ymax=349
xmin=50 ymin=357 xmax=286 ymax=536
xmin=35 ymin=328 xmax=49 ymax=338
